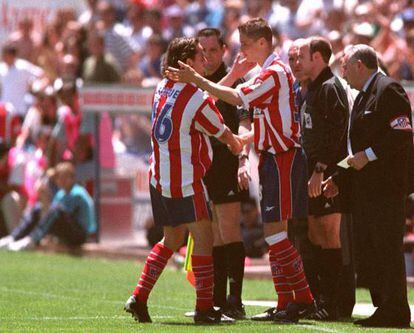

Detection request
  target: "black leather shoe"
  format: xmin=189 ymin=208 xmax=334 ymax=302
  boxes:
xmin=274 ymin=301 xmax=317 ymax=323
xmin=124 ymin=296 xmax=152 ymax=323
xmin=360 ymin=316 xmax=410 ymax=328
xmin=355 ymin=312 xmax=410 ymax=329
xmin=251 ymin=307 xmax=278 ymax=321
xmin=353 ymin=317 xmax=370 ymax=325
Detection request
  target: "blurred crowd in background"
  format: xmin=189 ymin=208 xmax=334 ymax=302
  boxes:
xmin=0 ymin=0 xmax=414 ymax=260
xmin=3 ymin=0 xmax=414 ymax=97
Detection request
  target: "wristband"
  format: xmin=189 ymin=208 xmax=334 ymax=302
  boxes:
xmin=314 ymin=163 xmax=326 ymax=173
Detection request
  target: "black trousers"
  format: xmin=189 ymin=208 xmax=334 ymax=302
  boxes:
xmin=352 ymin=188 xmax=410 ymax=320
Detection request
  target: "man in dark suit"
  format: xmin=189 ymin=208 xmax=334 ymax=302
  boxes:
xmin=326 ymin=44 xmax=412 ymax=328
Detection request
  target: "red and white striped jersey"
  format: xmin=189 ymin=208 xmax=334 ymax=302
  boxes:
xmin=236 ymin=53 xmax=300 ymax=154
xmin=149 ymin=79 xmax=225 ymax=198
xmin=0 ymin=103 xmax=21 ymax=145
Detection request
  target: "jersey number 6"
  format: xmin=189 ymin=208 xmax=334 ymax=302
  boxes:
xmin=153 ymin=102 xmax=173 ymax=143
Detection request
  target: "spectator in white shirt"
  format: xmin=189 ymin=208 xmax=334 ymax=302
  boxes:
xmin=0 ymin=45 xmax=43 ymax=119
xmin=96 ymin=0 xmax=134 ymax=73
xmin=162 ymin=5 xmax=195 ymax=43
xmin=119 ymin=2 xmax=151 ymax=55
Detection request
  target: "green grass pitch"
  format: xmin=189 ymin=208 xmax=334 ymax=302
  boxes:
xmin=0 ymin=251 xmax=412 ymax=332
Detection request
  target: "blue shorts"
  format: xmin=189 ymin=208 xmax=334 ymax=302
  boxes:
xmin=150 ymin=185 xmax=212 ymax=227
xmin=259 ymin=149 xmax=308 ymax=223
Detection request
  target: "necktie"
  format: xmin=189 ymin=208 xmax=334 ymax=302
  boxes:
xmin=348 ymin=90 xmax=365 ymax=155
xmin=352 ymin=90 xmax=365 ymax=112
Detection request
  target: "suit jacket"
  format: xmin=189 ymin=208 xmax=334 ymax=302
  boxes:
xmin=349 ymin=72 xmax=413 ymax=198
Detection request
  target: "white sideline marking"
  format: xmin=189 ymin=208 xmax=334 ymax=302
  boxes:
xmin=0 ymin=287 xmax=189 ymax=311
xmin=244 ymin=300 xmax=414 ymax=322
xmin=296 ymin=326 xmax=339 ymax=333
xmin=0 ymin=315 xmax=172 ymax=321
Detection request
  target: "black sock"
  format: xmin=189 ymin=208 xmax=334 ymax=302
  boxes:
xmin=225 ymin=241 xmax=245 ymax=304
xmin=320 ymin=248 xmax=342 ymax=314
xmin=300 ymin=240 xmax=322 ymax=302
xmin=212 ymin=245 xmax=227 ymax=308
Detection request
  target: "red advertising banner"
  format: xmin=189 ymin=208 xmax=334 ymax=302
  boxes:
xmin=80 ymin=85 xmax=154 ymax=114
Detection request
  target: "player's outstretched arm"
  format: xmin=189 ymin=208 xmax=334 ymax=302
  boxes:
xmin=166 ymin=61 xmax=243 ymax=106
xmin=217 ymin=126 xmax=244 ymax=155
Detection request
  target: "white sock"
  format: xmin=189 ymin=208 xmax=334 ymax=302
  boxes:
xmin=265 ymin=231 xmax=288 ymax=246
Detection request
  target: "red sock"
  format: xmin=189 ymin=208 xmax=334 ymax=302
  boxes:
xmin=270 ymin=239 xmax=314 ymax=304
xmin=192 ymin=255 xmax=214 ymax=311
xmin=269 ymin=251 xmax=294 ymax=310
xmin=132 ymin=242 xmax=173 ymax=302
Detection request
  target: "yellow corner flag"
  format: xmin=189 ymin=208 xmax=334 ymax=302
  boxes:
xmin=184 ymin=234 xmax=195 ymax=287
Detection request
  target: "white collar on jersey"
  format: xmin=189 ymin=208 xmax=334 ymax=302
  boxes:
xmin=262 ymin=53 xmax=279 ymax=70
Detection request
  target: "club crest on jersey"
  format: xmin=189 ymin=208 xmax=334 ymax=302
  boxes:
xmin=149 ymin=267 xmax=160 ymax=277
xmin=390 ymin=116 xmax=412 ymax=131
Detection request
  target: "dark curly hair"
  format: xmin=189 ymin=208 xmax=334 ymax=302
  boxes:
xmin=165 ymin=37 xmax=199 ymax=70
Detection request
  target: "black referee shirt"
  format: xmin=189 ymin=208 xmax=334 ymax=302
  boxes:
xmin=205 ymin=63 xmax=249 ymax=147
xmin=301 ymin=66 xmax=348 ymax=166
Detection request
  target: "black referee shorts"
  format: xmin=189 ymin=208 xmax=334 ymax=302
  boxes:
xmin=204 ymin=145 xmax=249 ymax=205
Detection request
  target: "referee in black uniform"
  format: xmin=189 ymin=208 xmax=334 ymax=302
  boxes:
xmin=297 ymin=37 xmax=349 ymax=320
xmin=197 ymin=28 xmax=249 ymax=319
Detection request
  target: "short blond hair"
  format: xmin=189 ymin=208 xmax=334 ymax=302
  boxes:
xmin=238 ymin=18 xmax=273 ymax=45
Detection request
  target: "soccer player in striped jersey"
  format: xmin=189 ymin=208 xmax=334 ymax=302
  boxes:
xmin=124 ymin=37 xmax=245 ymax=325
xmin=166 ymin=18 xmax=316 ymax=323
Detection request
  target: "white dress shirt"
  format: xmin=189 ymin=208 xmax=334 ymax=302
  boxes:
xmin=0 ymin=59 xmax=43 ymax=116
